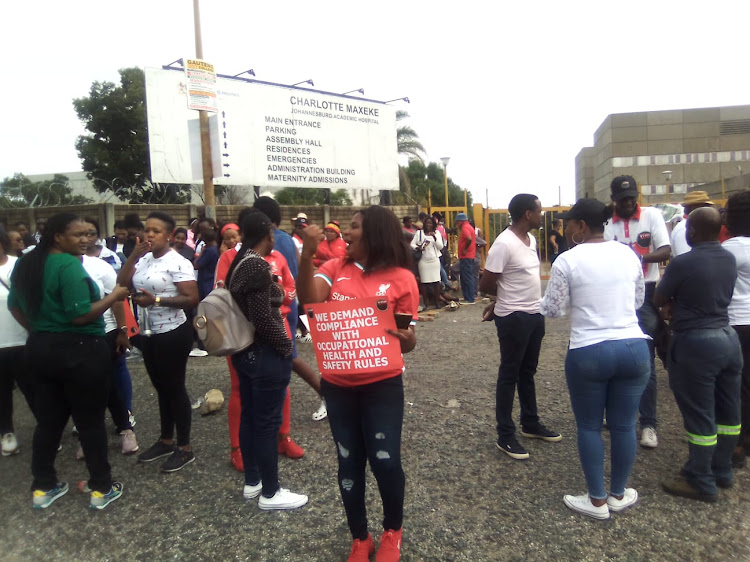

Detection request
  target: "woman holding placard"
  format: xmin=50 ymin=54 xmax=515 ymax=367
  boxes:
xmin=298 ymin=206 xmax=419 ymax=562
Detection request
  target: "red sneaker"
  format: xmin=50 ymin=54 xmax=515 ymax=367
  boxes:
xmin=278 ymin=435 xmax=305 ymax=459
xmin=376 ymin=529 xmax=402 ymax=561
xmin=348 ymin=533 xmax=375 ymax=562
xmin=230 ymin=448 xmax=244 ymax=472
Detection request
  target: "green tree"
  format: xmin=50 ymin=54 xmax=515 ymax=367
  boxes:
xmin=73 ymin=68 xmax=189 ymax=204
xmin=274 ymin=187 xmax=352 ymax=206
xmin=399 ymin=160 xmax=471 ymax=208
xmin=396 ymin=111 xmax=425 ymax=162
xmin=0 ymin=174 xmax=92 ymax=208
xmin=395 ymin=110 xmax=426 ymax=198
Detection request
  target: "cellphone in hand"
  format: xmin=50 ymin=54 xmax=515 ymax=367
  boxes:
xmin=394 ymin=313 xmax=412 ymax=330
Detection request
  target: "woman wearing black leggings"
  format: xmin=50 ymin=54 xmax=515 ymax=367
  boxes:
xmin=118 ymin=211 xmax=199 ymax=473
xmin=9 ymin=213 xmax=129 ymax=510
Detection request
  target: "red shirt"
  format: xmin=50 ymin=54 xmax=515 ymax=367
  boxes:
xmin=458 ymin=222 xmax=476 ymax=259
xmin=315 ymin=258 xmax=419 ymax=387
xmin=313 ymin=237 xmax=347 ymax=267
xmin=216 ymin=247 xmax=295 ymax=337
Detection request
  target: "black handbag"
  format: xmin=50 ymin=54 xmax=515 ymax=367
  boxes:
xmin=412 ymin=231 xmax=424 ymax=263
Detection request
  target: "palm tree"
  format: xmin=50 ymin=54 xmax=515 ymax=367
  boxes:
xmin=396 ymin=111 xmax=425 ymax=162
xmin=396 ymin=111 xmax=425 ymax=198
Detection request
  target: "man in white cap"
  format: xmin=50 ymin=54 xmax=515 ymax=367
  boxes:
xmin=670 ymin=191 xmax=714 ymax=257
xmin=604 ymin=175 xmax=671 ymax=449
xmin=292 ymin=213 xmax=308 ymax=255
xmin=455 ymin=212 xmax=476 ymax=304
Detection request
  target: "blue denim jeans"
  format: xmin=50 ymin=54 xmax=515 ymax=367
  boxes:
xmin=636 ymin=287 xmax=660 ymax=429
xmin=565 ymin=339 xmax=650 ymax=499
xmin=459 ymin=258 xmax=476 ymax=302
xmin=322 ymin=376 xmax=405 ymax=540
xmin=668 ymin=327 xmax=742 ymax=494
xmin=232 ymin=342 xmax=292 ymax=498
xmin=439 ymin=263 xmax=450 ymax=290
xmin=495 ymin=312 xmax=544 ymax=439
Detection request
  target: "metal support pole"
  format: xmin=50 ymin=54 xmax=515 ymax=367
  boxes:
xmin=194 ymin=0 xmax=215 ymax=220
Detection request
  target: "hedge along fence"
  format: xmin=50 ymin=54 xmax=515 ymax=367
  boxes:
xmin=0 ymin=203 xmax=420 ymax=237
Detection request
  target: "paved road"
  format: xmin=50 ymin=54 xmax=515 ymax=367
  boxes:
xmin=2 ymin=304 xmax=749 ymax=561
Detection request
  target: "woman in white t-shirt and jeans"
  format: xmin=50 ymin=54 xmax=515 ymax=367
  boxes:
xmin=540 ymin=199 xmax=650 ymax=520
xmin=722 ymin=191 xmax=750 ymax=467
xmin=118 ymin=212 xmax=199 ymax=473
xmin=0 ymin=228 xmax=34 ymax=456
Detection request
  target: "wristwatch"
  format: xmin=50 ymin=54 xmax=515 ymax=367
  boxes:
xmin=119 ymin=326 xmax=128 ymax=333
xmin=155 ymin=296 xmax=162 ymax=306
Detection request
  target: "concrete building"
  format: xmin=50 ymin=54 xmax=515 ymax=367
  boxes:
xmin=576 ymin=105 xmax=750 ymax=204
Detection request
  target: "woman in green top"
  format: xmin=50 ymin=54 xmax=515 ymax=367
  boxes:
xmin=9 ymin=213 xmax=129 ymax=510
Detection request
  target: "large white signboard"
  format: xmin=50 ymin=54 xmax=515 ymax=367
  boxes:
xmin=145 ymin=67 xmax=399 ymax=189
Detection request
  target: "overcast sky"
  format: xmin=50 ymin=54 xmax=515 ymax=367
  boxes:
xmin=3 ymin=0 xmax=749 ymax=208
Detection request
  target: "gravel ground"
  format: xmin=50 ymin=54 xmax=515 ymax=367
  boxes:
xmin=2 ymin=304 xmax=749 ymax=561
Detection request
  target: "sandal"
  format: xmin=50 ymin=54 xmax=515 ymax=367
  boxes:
xmin=312 ymin=400 xmax=327 ymax=421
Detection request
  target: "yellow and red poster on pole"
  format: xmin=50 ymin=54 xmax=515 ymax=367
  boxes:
xmin=306 ymin=297 xmax=403 ymax=377
xmin=184 ymin=58 xmax=218 ymax=113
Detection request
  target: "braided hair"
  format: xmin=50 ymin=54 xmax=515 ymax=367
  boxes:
xmin=225 ymin=209 xmax=273 ymax=285
xmin=11 ymin=212 xmax=82 ymax=319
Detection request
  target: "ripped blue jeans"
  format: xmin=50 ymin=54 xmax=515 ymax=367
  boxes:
xmin=322 ymin=375 xmax=405 ymax=540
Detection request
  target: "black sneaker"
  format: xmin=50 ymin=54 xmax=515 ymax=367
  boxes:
xmin=520 ymin=424 xmax=562 ymax=442
xmin=496 ymin=437 xmax=529 ymax=460
xmin=137 ymin=441 xmax=177 ymax=463
xmin=160 ymin=449 xmax=195 ymax=473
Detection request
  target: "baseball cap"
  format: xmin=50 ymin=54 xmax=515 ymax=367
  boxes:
xmin=559 ymin=198 xmax=611 ymax=227
xmin=455 ymin=213 xmax=469 ymax=222
xmin=293 ymin=212 xmax=308 ymax=221
xmin=610 ymin=175 xmax=639 ymax=201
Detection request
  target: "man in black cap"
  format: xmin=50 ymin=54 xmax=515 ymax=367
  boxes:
xmin=604 ymin=175 xmax=671 ymax=449
xmin=655 ymin=207 xmax=741 ymax=501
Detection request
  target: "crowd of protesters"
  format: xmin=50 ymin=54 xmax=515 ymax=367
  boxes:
xmin=2 ymin=178 xmax=750 ymax=559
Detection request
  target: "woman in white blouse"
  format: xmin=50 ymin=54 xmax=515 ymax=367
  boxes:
xmin=118 ymin=212 xmax=199 ymax=473
xmin=540 ymin=199 xmax=650 ymax=520
xmin=410 ymin=216 xmax=445 ymax=309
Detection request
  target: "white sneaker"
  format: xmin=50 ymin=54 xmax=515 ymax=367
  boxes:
xmin=563 ymin=493 xmax=610 ymax=520
xmin=607 ymin=488 xmax=639 ymax=512
xmin=258 ymin=487 xmax=308 ymax=511
xmin=312 ymin=400 xmax=327 ymax=421
xmin=120 ymin=430 xmax=139 ymax=455
xmin=1 ymin=433 xmax=19 ymax=456
xmin=243 ymin=482 xmax=262 ymax=499
xmin=76 ymin=444 xmax=85 ymax=461
xmin=640 ymin=427 xmax=658 ymax=448
xmin=189 ymin=348 xmax=209 ymax=357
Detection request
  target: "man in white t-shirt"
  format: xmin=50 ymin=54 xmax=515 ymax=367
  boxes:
xmin=604 ymin=175 xmax=671 ymax=449
xmin=670 ymin=191 xmax=714 ymax=257
xmin=479 ymin=194 xmax=562 ymax=460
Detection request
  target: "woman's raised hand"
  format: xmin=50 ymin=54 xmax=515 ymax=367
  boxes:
xmin=301 ymin=224 xmax=324 ymax=258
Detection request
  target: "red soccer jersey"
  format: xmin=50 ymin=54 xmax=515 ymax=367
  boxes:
xmin=216 ymin=247 xmax=295 ymax=338
xmin=313 ymin=237 xmax=347 ymax=267
xmin=214 ymin=246 xmax=238 ymax=287
xmin=458 ymin=222 xmax=476 ymax=259
xmin=314 ymin=258 xmax=419 ymax=387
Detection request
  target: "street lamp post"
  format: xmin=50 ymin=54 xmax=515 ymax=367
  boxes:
xmin=440 ymin=157 xmax=450 ymax=225
xmin=662 ymin=170 xmax=673 ymax=203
